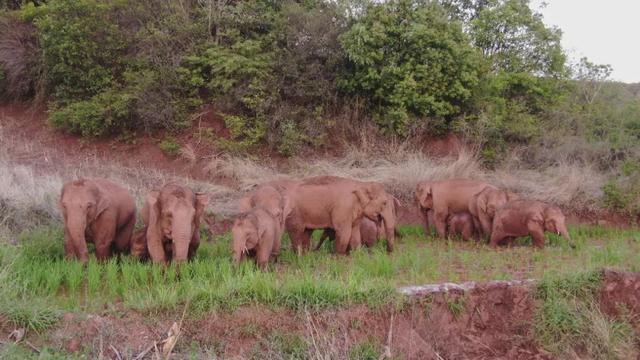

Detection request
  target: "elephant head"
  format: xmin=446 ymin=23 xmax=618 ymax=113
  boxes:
xmin=143 ymin=184 xmax=209 ymax=264
xmin=415 ymin=181 xmax=433 ymax=211
xmin=543 ymin=205 xmax=572 ymax=245
xmin=59 ymin=179 xmax=110 ymax=262
xmin=231 ymin=211 xmax=261 ymax=264
xmin=353 ymin=182 xmax=388 ymax=222
xmin=478 ymin=189 xmax=520 ymax=218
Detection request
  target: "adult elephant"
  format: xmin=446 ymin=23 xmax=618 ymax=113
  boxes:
xmin=468 ymin=187 xmax=520 ymax=238
xmin=59 ymin=178 xmax=136 ymax=263
xmin=286 ymin=176 xmax=390 ymax=254
xmin=315 ymin=192 xmax=401 ymax=252
xmin=415 ymin=179 xmax=494 ymax=239
xmin=490 ymin=200 xmax=574 ymax=249
xmin=141 ymin=183 xmax=209 ymax=265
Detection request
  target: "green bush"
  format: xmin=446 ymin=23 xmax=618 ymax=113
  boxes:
xmin=339 ymin=0 xmax=480 ymax=136
xmin=49 ymin=89 xmax=134 ymax=137
xmin=26 ymin=0 xmax=126 ymax=102
xmin=159 ymin=135 xmax=180 ymax=157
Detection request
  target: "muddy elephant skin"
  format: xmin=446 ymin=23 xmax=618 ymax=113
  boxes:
xmin=59 ymin=178 xmax=136 ymax=263
xmin=231 ymin=207 xmax=281 ymax=270
xmin=141 ymin=183 xmax=209 ymax=265
xmin=447 ymin=211 xmax=476 ymax=241
xmin=416 ymin=179 xmax=494 ymax=239
xmin=490 ymin=199 xmax=573 ymax=249
xmin=285 ymin=176 xmax=390 ymax=254
xmin=468 ymin=187 xmax=520 ymax=238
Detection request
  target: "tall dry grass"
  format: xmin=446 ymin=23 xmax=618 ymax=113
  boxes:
xmin=0 ymin=114 xmax=610 ymax=241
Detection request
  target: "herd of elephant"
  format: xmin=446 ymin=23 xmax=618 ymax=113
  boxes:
xmin=58 ymin=176 xmax=573 ymax=270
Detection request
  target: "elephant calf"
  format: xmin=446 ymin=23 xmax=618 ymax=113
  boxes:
xmin=238 ymin=184 xmax=290 ymax=243
xmin=232 ymin=207 xmax=281 ymax=270
xmin=468 ymin=187 xmax=520 ymax=238
xmin=446 ymin=212 xmax=476 ymax=241
xmin=315 ymin=217 xmax=379 ymax=251
xmin=490 ymin=199 xmax=574 ymax=249
xmin=59 ymin=178 xmax=136 ymax=263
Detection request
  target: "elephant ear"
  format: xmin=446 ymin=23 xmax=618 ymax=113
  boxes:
xmin=353 ymin=187 xmax=370 ymax=207
xmin=94 ymin=190 xmax=110 ymax=221
xmin=477 ymin=193 xmax=488 ymax=214
xmin=417 ymin=183 xmax=432 ymax=209
xmin=392 ymin=195 xmax=401 ymax=216
xmin=195 ymin=193 xmax=209 ymax=222
xmin=144 ymin=190 xmax=161 ymax=229
xmin=281 ymin=195 xmax=292 ymax=227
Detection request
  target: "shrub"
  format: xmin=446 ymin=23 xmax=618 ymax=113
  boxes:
xmin=339 ymin=0 xmax=480 ymax=136
xmin=27 ymin=0 xmax=126 ymax=102
xmin=49 ymin=89 xmax=134 ymax=137
xmin=159 ymin=135 xmax=181 ymax=157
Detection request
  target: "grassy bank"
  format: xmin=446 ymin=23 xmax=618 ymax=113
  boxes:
xmin=1 ymin=224 xmax=639 ymax=325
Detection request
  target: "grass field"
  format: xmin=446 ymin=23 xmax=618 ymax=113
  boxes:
xmin=1 ymin=224 xmax=639 ymax=330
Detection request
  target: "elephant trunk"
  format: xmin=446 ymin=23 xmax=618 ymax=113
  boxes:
xmin=67 ymin=214 xmax=89 ymax=263
xmin=171 ymin=221 xmax=193 ymax=263
xmin=383 ymin=220 xmax=395 ymax=253
xmin=559 ymin=226 xmax=575 ymax=249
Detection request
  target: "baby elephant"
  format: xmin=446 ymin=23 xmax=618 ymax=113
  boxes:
xmin=490 ymin=199 xmax=574 ymax=249
xmin=446 ymin=212 xmax=476 ymax=241
xmin=315 ymin=217 xmax=379 ymax=251
xmin=232 ymin=207 xmax=281 ymax=271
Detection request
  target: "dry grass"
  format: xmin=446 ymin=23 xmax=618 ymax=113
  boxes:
xmin=0 ymin=114 xmax=611 ymax=241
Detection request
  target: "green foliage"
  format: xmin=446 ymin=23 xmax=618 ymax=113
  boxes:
xmin=49 ymin=89 xmax=134 ymax=137
xmin=28 ymin=0 xmax=126 ymax=102
xmin=159 ymin=135 xmax=181 ymax=157
xmin=339 ymin=0 xmax=480 ymax=136
xmin=348 ymin=338 xmax=380 ymax=360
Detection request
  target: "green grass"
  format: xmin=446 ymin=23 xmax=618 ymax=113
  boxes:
xmin=1 ymin=224 xmax=639 ymax=323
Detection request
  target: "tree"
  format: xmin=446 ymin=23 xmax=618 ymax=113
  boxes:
xmin=339 ymin=0 xmax=481 ymax=136
xmin=574 ymin=56 xmax=613 ymax=105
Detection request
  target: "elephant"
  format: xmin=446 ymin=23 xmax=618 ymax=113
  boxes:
xmin=130 ymin=227 xmax=149 ymax=261
xmin=314 ymin=193 xmax=402 ymax=251
xmin=231 ymin=207 xmax=281 ymax=270
xmin=314 ymin=217 xmax=379 ymax=251
xmin=141 ymin=183 xmax=209 ymax=264
xmin=446 ymin=212 xmax=476 ymax=242
xmin=468 ymin=187 xmax=520 ymax=238
xmin=415 ymin=179 xmax=494 ymax=239
xmin=285 ymin=176 xmax=391 ymax=254
xmin=489 ymin=199 xmax=574 ymax=249
xmin=238 ymin=184 xmax=290 ymax=238
xmin=59 ymin=178 xmax=136 ymax=263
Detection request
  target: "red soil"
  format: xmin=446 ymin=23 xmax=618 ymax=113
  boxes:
xmin=4 ymin=270 xmax=637 ymax=359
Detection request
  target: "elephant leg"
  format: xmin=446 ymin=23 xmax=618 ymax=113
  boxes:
xmin=527 ymin=222 xmax=546 ymax=249
xmin=434 ymin=211 xmax=448 ymax=239
xmin=478 ymin=213 xmax=493 ymax=239
xmin=113 ymin=214 xmax=136 ymax=254
xmin=94 ymin=224 xmax=116 ymax=262
xmin=288 ymin=225 xmax=307 ymax=255
xmin=489 ymin=230 xmax=505 ymax=248
xmin=349 ymin=222 xmax=362 ymax=251
xmin=420 ymin=209 xmax=431 ymax=237
xmin=188 ymin=234 xmax=200 ymax=260
xmin=63 ymin=226 xmax=77 ymax=260
xmin=302 ymin=229 xmax=313 ymax=251
xmin=315 ymin=229 xmax=334 ymax=251
xmin=334 ymin=225 xmax=352 ymax=255
xmin=256 ymin=245 xmax=271 ymax=271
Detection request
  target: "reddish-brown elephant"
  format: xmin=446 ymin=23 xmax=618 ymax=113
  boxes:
xmin=468 ymin=187 xmax=520 ymax=238
xmin=285 ymin=176 xmax=390 ymax=254
xmin=59 ymin=178 xmax=136 ymax=263
xmin=447 ymin=211 xmax=476 ymax=241
xmin=415 ymin=179 xmax=494 ymax=239
xmin=315 ymin=192 xmax=401 ymax=252
xmin=231 ymin=207 xmax=281 ymax=270
xmin=141 ymin=183 xmax=208 ymax=265
xmin=490 ymin=199 xmax=573 ymax=249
